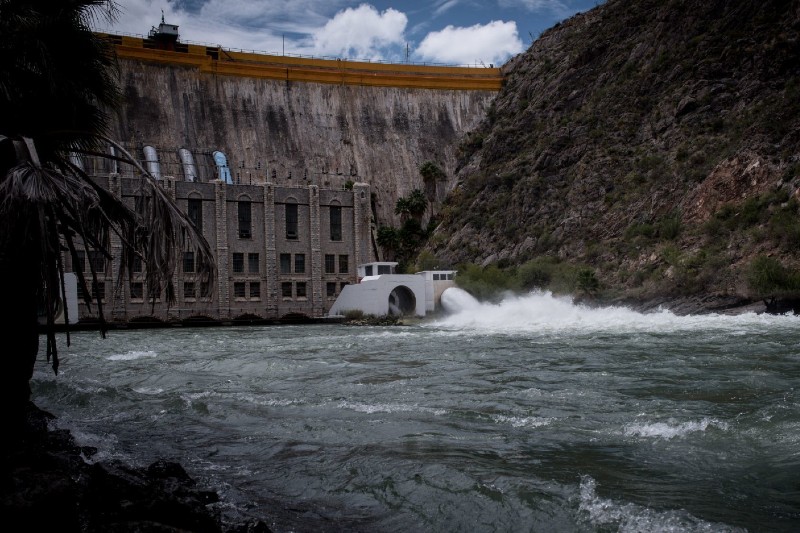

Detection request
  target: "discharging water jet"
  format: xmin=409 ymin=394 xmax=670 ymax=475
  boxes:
xmin=440 ymin=287 xmax=481 ymax=314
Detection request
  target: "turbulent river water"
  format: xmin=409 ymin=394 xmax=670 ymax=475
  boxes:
xmin=33 ymin=291 xmax=800 ymax=532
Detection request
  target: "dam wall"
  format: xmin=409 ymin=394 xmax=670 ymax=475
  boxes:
xmin=106 ymin=37 xmax=500 ymax=226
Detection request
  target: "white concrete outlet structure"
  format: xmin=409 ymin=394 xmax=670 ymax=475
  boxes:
xmin=328 ymin=262 xmax=456 ymax=317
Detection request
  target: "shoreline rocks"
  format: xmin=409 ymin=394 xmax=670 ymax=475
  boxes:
xmin=1 ymin=403 xmax=270 ymax=533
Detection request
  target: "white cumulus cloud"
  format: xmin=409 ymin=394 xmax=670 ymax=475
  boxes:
xmin=416 ymin=20 xmax=524 ymax=66
xmin=311 ymin=4 xmax=407 ymax=60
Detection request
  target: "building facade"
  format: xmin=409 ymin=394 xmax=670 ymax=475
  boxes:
xmin=69 ymin=172 xmax=372 ymax=323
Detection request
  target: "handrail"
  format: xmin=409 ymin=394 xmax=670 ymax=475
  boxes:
xmin=106 ymin=38 xmax=502 ymax=90
xmin=94 ymin=28 xmax=501 ymax=69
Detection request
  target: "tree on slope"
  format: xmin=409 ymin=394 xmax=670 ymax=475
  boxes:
xmin=0 ymin=0 xmax=215 ymax=425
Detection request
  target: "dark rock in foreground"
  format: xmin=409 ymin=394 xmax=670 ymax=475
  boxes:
xmin=0 ymin=403 xmax=270 ymax=532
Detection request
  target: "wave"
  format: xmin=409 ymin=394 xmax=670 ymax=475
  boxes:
xmin=337 ymin=400 xmax=446 ymax=416
xmin=491 ymin=414 xmax=552 ymax=428
xmin=578 ymin=476 xmax=745 ymax=532
xmin=107 ymin=350 xmax=158 ymax=361
xmin=132 ymin=387 xmax=164 ymax=395
xmin=623 ymin=417 xmax=729 ymax=440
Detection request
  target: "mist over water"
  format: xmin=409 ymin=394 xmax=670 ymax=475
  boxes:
xmin=438 ymin=287 xmax=798 ymax=334
xmin=33 ymin=292 xmax=800 ymax=532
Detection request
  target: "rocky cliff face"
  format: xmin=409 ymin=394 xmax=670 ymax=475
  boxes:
xmin=110 ymin=60 xmax=495 ymax=226
xmin=429 ymin=0 xmax=800 ymax=308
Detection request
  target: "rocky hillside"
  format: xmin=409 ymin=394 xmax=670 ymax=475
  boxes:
xmin=428 ymin=0 xmax=800 ymax=310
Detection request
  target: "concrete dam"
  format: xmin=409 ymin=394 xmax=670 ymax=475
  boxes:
xmin=105 ymin=33 xmax=501 ymax=226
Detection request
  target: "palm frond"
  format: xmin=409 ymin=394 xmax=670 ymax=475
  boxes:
xmin=0 ymin=1 xmax=215 ymax=396
xmin=95 ymin=137 xmax=216 ymax=303
xmin=0 ymin=0 xmax=120 ymax=157
xmin=1 ymin=132 xmax=216 ymax=373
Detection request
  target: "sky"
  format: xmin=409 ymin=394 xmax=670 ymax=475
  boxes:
xmin=99 ymin=0 xmax=604 ymax=66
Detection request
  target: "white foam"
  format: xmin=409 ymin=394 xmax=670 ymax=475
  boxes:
xmin=491 ymin=414 xmax=552 ymax=428
xmin=107 ymin=350 xmax=157 ymax=361
xmin=337 ymin=401 xmax=446 ymax=416
xmin=178 ymin=391 xmax=214 ymax=408
xmin=623 ymin=417 xmax=729 ymax=440
xmin=262 ymin=398 xmax=298 ymax=407
xmin=360 ymin=330 xmax=419 ymax=339
xmin=46 ymin=419 xmax=123 ymax=465
xmin=431 ymin=290 xmax=799 ymax=335
xmin=133 ymin=387 xmax=164 ymax=395
xmin=579 ymin=476 xmax=745 ymax=532
xmin=73 ymin=384 xmax=111 ymax=394
xmin=234 ymin=393 xmax=299 ymax=407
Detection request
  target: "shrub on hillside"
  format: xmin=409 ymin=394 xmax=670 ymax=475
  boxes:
xmin=455 ymin=257 xmax=600 ymax=301
xmin=516 ymin=259 xmax=554 ymax=290
xmin=746 ymin=256 xmax=800 ymax=297
xmin=576 ymin=268 xmax=600 ymax=296
xmin=454 ymin=263 xmax=513 ymax=301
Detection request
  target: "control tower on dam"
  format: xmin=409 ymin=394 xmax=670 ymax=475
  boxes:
xmin=101 ymin=29 xmax=502 ymax=227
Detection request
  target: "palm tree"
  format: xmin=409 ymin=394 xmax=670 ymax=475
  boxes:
xmin=395 ymin=196 xmax=412 ymax=219
xmin=419 ymin=161 xmax=444 ymax=181
xmin=419 ymin=161 xmax=445 ymax=203
xmin=0 ymin=0 xmax=215 ymax=424
xmin=406 ymin=189 xmax=428 ymax=218
xmin=376 ymin=225 xmax=399 ymax=260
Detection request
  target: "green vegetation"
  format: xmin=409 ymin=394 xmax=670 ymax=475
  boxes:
xmin=376 ymin=225 xmax=400 ymax=251
xmin=576 ymin=268 xmax=600 ymax=296
xmin=379 ymin=189 xmax=436 ymax=271
xmin=419 ymin=161 xmax=446 ymax=183
xmin=394 ymin=189 xmax=427 ymax=219
xmin=624 ymin=211 xmax=682 ymax=243
xmin=454 ymin=257 xmax=601 ymax=301
xmin=747 ymin=256 xmax=800 ymax=298
xmin=414 ymin=250 xmax=440 ymax=271
xmin=457 ymin=131 xmax=485 ymax=159
xmin=341 ymin=311 xmax=400 ymax=326
xmin=670 ymin=248 xmax=727 ymax=296
xmin=705 ymin=189 xmax=800 ymax=250
xmin=453 ymin=263 xmax=513 ymax=301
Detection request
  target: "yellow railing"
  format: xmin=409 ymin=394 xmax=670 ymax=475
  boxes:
xmin=101 ymin=34 xmax=503 ymax=91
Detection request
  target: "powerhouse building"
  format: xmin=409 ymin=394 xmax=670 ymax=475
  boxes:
xmin=68 ymin=150 xmax=373 ymax=324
